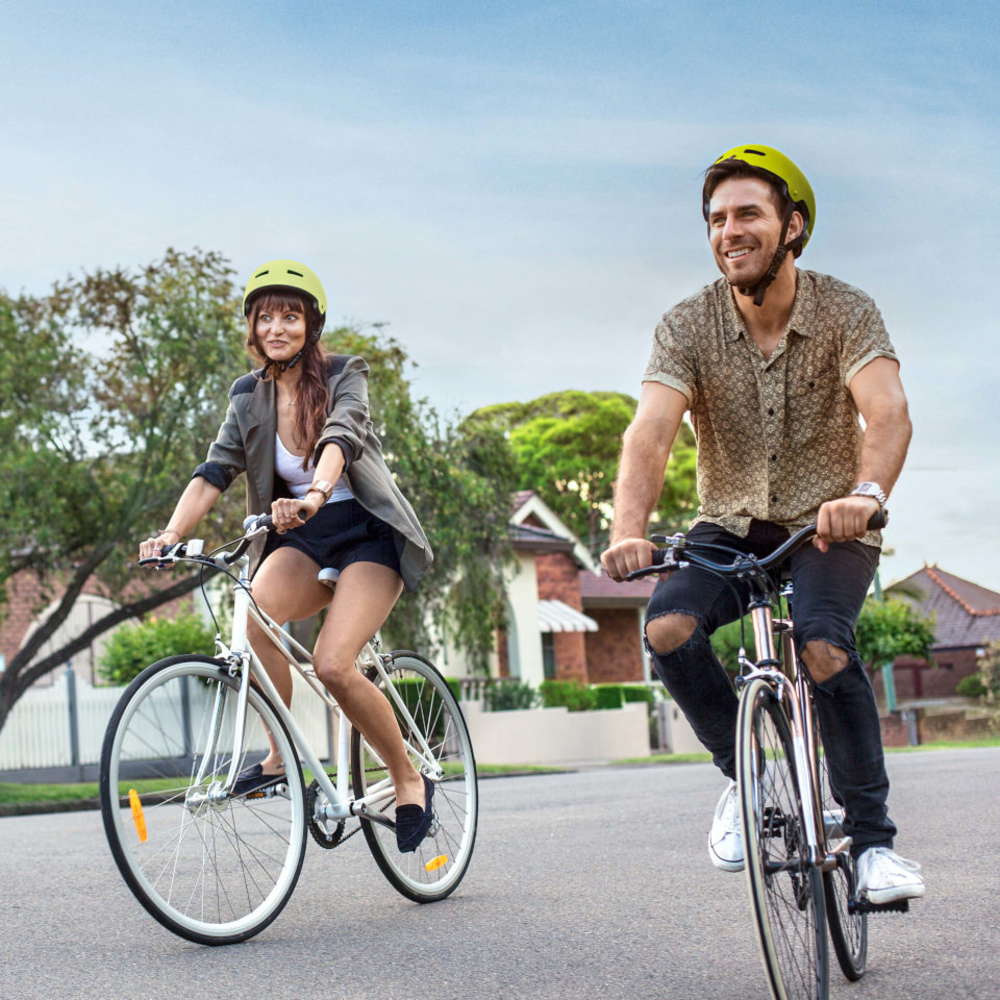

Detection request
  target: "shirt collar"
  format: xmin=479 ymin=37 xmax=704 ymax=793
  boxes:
xmin=720 ymin=269 xmax=816 ymax=341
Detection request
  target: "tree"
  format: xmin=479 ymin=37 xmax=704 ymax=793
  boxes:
xmin=0 ymin=261 xmax=520 ymax=732
xmin=467 ymin=390 xmax=698 ymax=554
xmin=0 ymin=249 xmax=246 ymax=730
xmin=330 ymin=327 xmax=518 ymax=671
xmin=855 ymin=597 xmax=936 ymax=673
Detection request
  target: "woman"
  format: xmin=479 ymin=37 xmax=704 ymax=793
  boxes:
xmin=139 ymin=259 xmax=435 ymax=852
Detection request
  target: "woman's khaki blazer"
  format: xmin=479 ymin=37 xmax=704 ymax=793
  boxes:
xmin=193 ymin=354 xmax=433 ymax=591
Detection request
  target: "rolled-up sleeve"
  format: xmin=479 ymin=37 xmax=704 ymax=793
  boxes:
xmin=842 ymin=299 xmax=898 ymax=387
xmin=315 ymin=356 xmax=371 ymax=469
xmin=193 ymin=395 xmax=246 ymax=491
xmin=642 ymin=314 xmax=697 ymax=408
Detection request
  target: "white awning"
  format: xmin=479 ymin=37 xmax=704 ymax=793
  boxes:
xmin=538 ymin=599 xmax=599 ymax=633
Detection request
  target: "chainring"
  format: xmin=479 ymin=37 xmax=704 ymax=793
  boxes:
xmin=306 ymin=778 xmax=347 ymax=849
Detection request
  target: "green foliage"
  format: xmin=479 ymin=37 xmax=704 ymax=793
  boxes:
xmin=621 ymin=685 xmax=655 ymax=704
xmin=98 ymin=614 xmax=216 ymax=685
xmin=539 ymin=679 xmax=598 ymax=712
xmin=709 ymin=616 xmax=754 ymax=673
xmin=593 ymin=685 xmax=625 ymax=709
xmin=855 ymin=597 xmax=936 ymax=668
xmin=466 ymin=390 xmax=698 ymax=554
xmin=329 ymin=327 xmax=518 ymax=671
xmin=1 ymin=249 xmax=247 ymax=723
xmin=484 ymin=679 xmax=538 ymax=712
xmin=968 ymin=642 xmax=1000 ymax=725
xmin=956 ymin=674 xmax=988 ymax=700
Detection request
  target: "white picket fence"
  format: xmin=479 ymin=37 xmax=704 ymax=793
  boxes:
xmin=0 ymin=666 xmax=335 ymax=772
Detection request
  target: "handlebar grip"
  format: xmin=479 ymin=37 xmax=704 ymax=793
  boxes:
xmin=867 ymin=509 xmax=889 ymax=530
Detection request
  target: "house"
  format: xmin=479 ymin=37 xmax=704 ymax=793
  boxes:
xmin=880 ymin=565 xmax=1000 ymax=700
xmin=488 ymin=491 xmax=655 ymax=688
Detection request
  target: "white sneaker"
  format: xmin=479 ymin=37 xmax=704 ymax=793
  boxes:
xmin=856 ymin=846 xmax=925 ymax=905
xmin=708 ymin=780 xmax=744 ymax=872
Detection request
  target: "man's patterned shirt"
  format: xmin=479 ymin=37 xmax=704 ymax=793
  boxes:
xmin=643 ymin=270 xmax=898 ymax=546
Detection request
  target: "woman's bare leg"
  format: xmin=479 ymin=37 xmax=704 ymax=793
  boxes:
xmin=312 ymin=561 xmax=426 ymax=809
xmin=247 ymin=547 xmax=331 ymax=772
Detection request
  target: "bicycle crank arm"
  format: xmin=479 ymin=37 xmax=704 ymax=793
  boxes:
xmin=351 ymin=801 xmax=397 ymax=831
xmin=819 ymin=836 xmax=853 ymax=872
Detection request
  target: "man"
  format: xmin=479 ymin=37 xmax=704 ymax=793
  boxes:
xmin=601 ymin=144 xmax=924 ymax=905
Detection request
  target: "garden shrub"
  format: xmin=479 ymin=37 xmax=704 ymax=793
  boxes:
xmin=593 ymin=685 xmax=625 ymax=710
xmin=539 ymin=679 xmax=597 ymax=712
xmin=621 ymin=685 xmax=655 ymax=704
xmin=484 ymin=679 xmax=538 ymax=711
xmin=956 ymin=674 xmax=987 ymax=700
xmin=98 ymin=614 xmax=216 ymax=685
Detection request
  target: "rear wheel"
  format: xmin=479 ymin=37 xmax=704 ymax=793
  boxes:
xmin=738 ymin=678 xmax=829 ymax=1000
xmin=351 ymin=651 xmax=478 ymax=902
xmin=99 ymin=656 xmax=307 ymax=945
xmin=816 ymin=724 xmax=868 ymax=980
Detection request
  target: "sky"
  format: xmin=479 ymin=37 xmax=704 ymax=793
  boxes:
xmin=2 ymin=0 xmax=999 ymax=591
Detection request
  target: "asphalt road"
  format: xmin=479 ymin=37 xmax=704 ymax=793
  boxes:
xmin=1 ymin=749 xmax=998 ymax=1000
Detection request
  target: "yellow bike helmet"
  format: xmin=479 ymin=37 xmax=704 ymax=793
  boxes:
xmin=242 ymin=259 xmax=327 ymax=333
xmin=703 ymin=144 xmax=815 ymax=250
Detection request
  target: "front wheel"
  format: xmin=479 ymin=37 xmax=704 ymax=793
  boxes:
xmin=737 ymin=678 xmax=829 ymax=1000
xmin=99 ymin=656 xmax=307 ymax=945
xmin=351 ymin=651 xmax=478 ymax=902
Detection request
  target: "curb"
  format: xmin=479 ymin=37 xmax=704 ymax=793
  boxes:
xmin=0 ymin=768 xmax=575 ymax=818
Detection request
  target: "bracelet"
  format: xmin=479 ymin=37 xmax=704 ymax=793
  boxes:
xmin=158 ymin=527 xmax=181 ymax=537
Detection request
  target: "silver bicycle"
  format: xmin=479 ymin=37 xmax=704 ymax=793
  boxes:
xmin=629 ymin=511 xmax=902 ymax=1000
xmin=99 ymin=514 xmax=478 ymax=945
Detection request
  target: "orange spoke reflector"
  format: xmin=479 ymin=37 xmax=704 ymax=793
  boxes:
xmin=128 ymin=788 xmax=148 ymax=843
xmin=424 ymin=855 xmax=448 ymax=872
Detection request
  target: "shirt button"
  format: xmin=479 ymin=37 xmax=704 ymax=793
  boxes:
xmin=770 ymin=454 xmax=777 ymax=461
xmin=771 ymin=495 xmax=778 ymax=502
xmin=768 ymin=407 xmax=775 ymax=416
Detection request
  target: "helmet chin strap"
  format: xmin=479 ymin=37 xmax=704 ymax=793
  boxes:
xmin=737 ymin=201 xmax=805 ymax=307
xmin=261 ymin=331 xmax=320 ymax=376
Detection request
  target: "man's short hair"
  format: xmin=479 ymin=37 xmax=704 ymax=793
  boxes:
xmin=702 ymin=158 xmax=790 ymax=218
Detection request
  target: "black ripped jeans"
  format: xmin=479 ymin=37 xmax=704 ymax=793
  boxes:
xmin=645 ymin=520 xmax=896 ymax=854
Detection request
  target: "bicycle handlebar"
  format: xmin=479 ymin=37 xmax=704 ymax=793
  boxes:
xmin=137 ymin=512 xmax=281 ymax=569
xmin=625 ymin=509 xmax=888 ymax=581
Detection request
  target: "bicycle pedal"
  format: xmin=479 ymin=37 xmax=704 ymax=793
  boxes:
xmin=848 ymin=897 xmax=910 ymax=915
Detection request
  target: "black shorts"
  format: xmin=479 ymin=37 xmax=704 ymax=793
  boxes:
xmin=263 ymin=498 xmax=402 ymax=579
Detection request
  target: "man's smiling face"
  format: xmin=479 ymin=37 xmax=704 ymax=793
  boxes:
xmin=707 ymin=176 xmax=800 ymax=287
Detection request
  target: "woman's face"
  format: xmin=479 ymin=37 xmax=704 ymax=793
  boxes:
xmin=255 ymin=302 xmax=308 ymax=363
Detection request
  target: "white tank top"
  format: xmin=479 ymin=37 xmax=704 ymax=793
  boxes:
xmin=274 ymin=433 xmax=352 ymax=503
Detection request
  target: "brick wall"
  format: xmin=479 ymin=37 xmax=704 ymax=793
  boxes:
xmin=584 ymin=609 xmax=645 ymax=683
xmin=535 ymin=552 xmax=587 ymax=683
xmin=870 ymin=647 xmax=980 ymax=702
xmin=2 ymin=567 xmax=196 ymax=686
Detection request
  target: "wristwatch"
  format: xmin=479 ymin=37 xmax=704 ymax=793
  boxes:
xmin=307 ymin=479 xmax=335 ymax=502
xmin=850 ymin=482 xmax=887 ymax=506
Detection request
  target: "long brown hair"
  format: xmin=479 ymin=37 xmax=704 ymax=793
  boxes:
xmin=245 ymin=290 xmax=329 ymax=470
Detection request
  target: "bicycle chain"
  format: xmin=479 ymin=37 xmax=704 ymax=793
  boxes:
xmin=306 ymin=770 xmax=397 ymax=850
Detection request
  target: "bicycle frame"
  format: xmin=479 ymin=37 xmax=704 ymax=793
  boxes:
xmin=206 ymin=552 xmax=443 ymax=825
xmin=737 ymin=587 xmax=847 ymax=872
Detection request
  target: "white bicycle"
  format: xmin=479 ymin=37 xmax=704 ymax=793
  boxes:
xmin=99 ymin=514 xmax=478 ymax=945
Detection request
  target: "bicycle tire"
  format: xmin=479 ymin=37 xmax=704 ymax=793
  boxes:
xmin=815 ymin=724 xmax=868 ymax=980
xmin=738 ymin=677 xmax=829 ymax=1000
xmin=99 ymin=655 xmax=307 ymax=945
xmin=351 ymin=651 xmax=478 ymax=903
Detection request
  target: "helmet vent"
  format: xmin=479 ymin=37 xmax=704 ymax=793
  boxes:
xmin=287 ymin=269 xmax=304 ymax=277
xmin=254 ymin=269 xmax=270 ymax=277
xmin=743 ymin=148 xmax=766 ymax=157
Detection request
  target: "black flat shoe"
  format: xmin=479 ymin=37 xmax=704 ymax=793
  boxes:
xmin=395 ymin=774 xmax=435 ymax=853
xmin=231 ymin=763 xmax=285 ymax=797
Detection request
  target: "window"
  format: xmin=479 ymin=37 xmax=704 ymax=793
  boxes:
xmin=542 ymin=632 xmax=556 ymax=680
